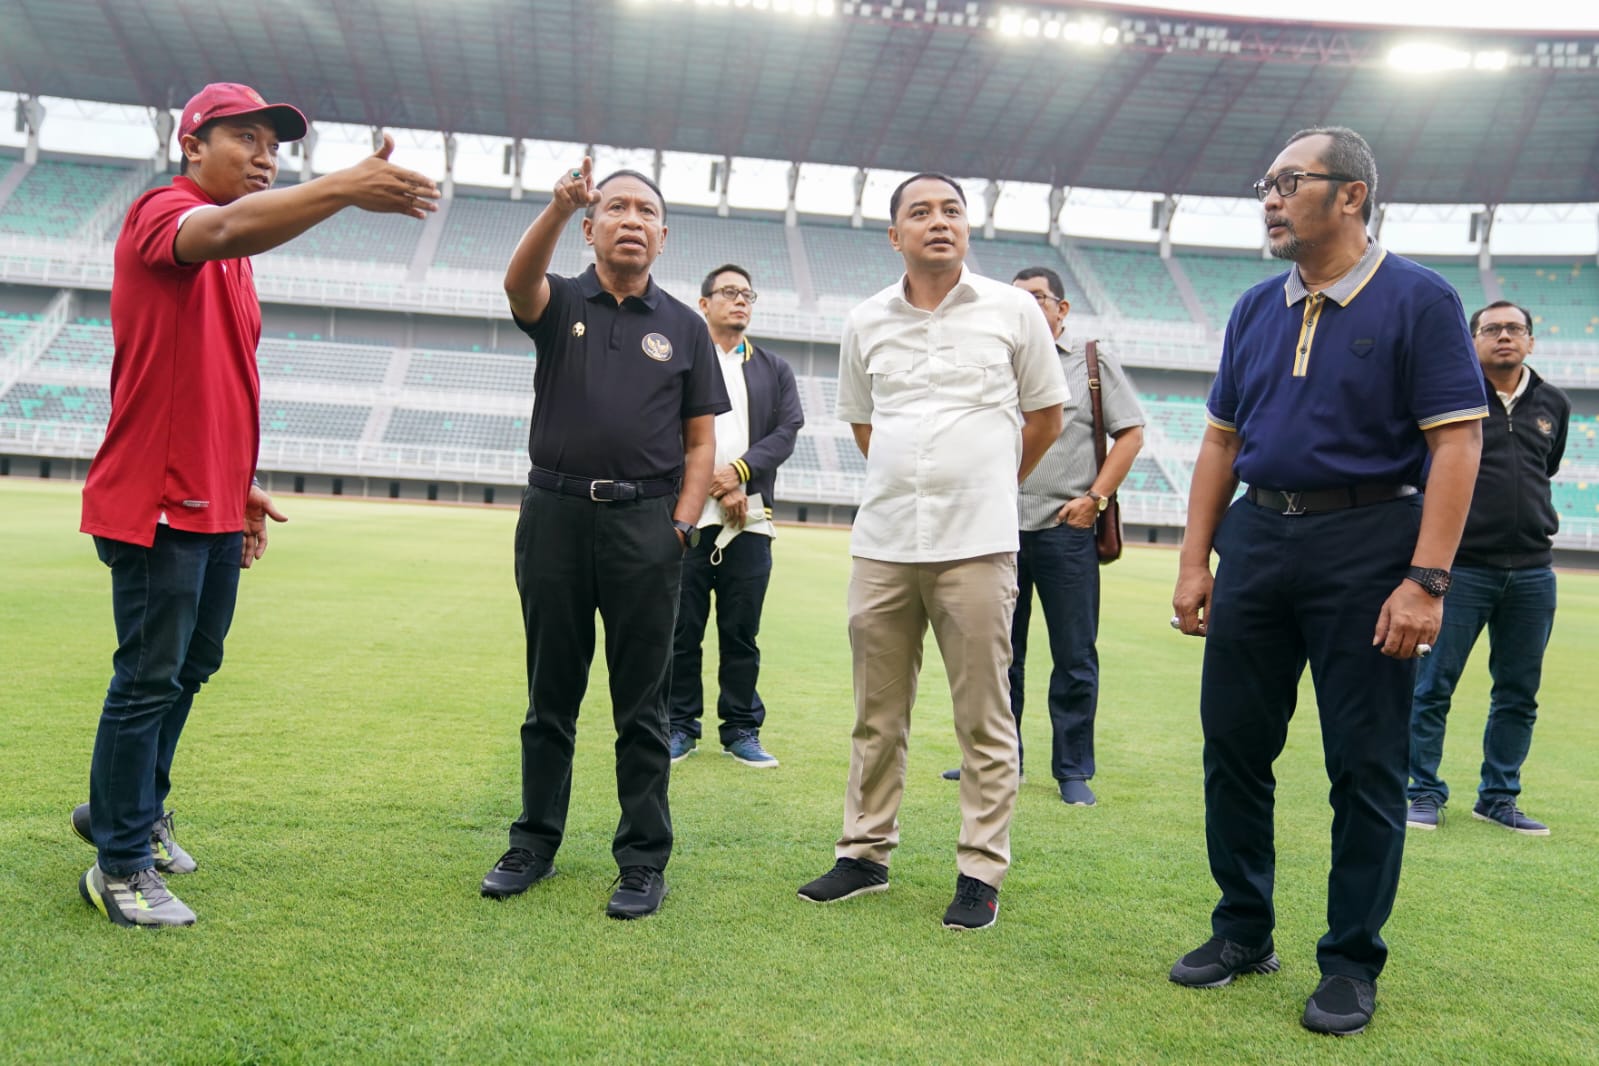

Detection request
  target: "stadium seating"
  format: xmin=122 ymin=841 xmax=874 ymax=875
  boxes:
xmin=1565 ymin=414 xmax=1599 ymax=468
xmin=1552 ymin=480 xmax=1598 ymax=521
xmin=384 ymin=408 xmax=528 ymax=451
xmin=260 ymin=401 xmax=370 ymax=439
xmin=269 ymin=206 xmax=421 ymax=265
xmin=1074 ymin=246 xmax=1190 ymax=321
xmin=0 ymin=309 xmax=39 ymax=358
xmin=800 ymin=223 xmax=904 ymax=297
xmin=788 ymin=434 xmax=823 ymax=472
xmin=405 ymin=350 xmax=536 ymax=394
xmin=0 ymin=160 xmax=132 ymax=238
xmin=434 ymin=195 xmax=588 ymax=275
xmin=651 ymin=213 xmax=794 ymax=294
xmin=0 ymin=382 xmax=111 ymax=422
xmin=1141 ymin=394 xmax=1209 ymax=444
xmin=35 ymin=320 xmax=114 ymax=369
xmin=1122 ymin=454 xmax=1173 ymax=494
xmin=1494 ymin=262 xmax=1599 ymax=339
xmin=967 ymin=238 xmax=1095 ymax=313
xmin=1177 ymin=252 xmax=1283 ymax=329
xmin=1422 ymin=260 xmax=1487 ymax=316
xmin=256 ymin=337 xmax=392 ymax=386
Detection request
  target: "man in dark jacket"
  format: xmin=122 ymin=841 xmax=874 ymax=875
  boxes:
xmin=1407 ymin=299 xmax=1569 ymax=836
xmin=668 ymin=264 xmax=805 ymax=767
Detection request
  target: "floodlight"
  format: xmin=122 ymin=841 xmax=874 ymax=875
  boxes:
xmin=999 ymin=11 xmax=1023 ymax=36
xmin=1387 ymin=42 xmax=1471 ymax=72
xmin=1043 ymin=20 xmax=1060 ymax=39
xmin=817 ymin=0 xmax=835 ymax=13
xmin=1101 ymin=26 xmax=1119 ymax=45
xmin=1023 ymin=18 xmax=1040 ymax=37
xmin=1473 ymin=50 xmax=1509 ymax=70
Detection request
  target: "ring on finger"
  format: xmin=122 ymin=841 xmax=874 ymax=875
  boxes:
xmin=570 ymin=169 xmax=583 ymax=180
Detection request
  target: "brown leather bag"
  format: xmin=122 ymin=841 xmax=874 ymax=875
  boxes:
xmin=1084 ymin=340 xmax=1123 ymax=564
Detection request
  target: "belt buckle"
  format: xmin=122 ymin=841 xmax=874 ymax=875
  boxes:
xmin=589 ymin=479 xmax=614 ymax=502
xmin=1281 ymin=491 xmax=1305 ymax=516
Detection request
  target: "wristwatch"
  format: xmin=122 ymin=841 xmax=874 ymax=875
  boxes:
xmin=1405 ymin=566 xmax=1452 ymax=598
xmin=672 ymin=519 xmax=700 ymax=549
xmin=1086 ymin=490 xmax=1109 ymax=513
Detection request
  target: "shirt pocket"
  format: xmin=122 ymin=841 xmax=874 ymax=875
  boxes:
xmin=935 ymin=346 xmax=1012 ymax=406
xmin=865 ymin=349 xmax=913 ymax=379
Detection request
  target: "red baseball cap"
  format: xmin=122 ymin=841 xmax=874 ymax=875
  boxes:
xmin=178 ymin=83 xmax=308 ymax=143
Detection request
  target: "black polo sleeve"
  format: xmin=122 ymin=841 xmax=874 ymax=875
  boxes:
xmin=680 ymin=317 xmax=731 ymax=419
xmin=510 ymin=275 xmax=576 ymax=355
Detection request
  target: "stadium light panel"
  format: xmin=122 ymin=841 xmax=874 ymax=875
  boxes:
xmin=1023 ymin=17 xmax=1040 ymax=37
xmin=1043 ymin=19 xmax=1060 ymax=38
xmin=1101 ymin=25 xmax=1119 ymax=45
xmin=999 ymin=11 xmax=1023 ymax=36
xmin=1473 ymin=50 xmax=1509 ymax=70
xmin=1387 ymin=42 xmax=1471 ymax=73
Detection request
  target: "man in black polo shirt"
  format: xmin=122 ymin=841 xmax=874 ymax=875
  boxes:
xmin=480 ymin=158 xmax=729 ymax=919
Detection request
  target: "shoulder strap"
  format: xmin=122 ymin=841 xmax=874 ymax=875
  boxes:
xmin=1084 ymin=340 xmax=1107 ymax=472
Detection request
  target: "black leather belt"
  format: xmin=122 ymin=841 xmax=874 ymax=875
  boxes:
xmin=1246 ymin=483 xmax=1418 ymax=515
xmin=529 ymin=466 xmax=677 ymax=502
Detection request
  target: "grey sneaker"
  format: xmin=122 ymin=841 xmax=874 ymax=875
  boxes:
xmin=723 ymin=731 xmax=778 ymax=768
xmin=668 ymin=731 xmax=697 ymax=763
xmin=71 ymin=803 xmax=197 ymax=874
xmin=79 ymin=863 xmax=196 ymax=927
xmin=1406 ymin=795 xmax=1443 ymax=831
xmin=1060 ymin=779 xmax=1097 ymax=806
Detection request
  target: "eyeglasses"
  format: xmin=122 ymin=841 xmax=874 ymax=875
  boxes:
xmin=1475 ymin=322 xmax=1530 ymax=338
xmin=710 ymin=286 xmax=758 ymax=304
xmin=1028 ymin=291 xmax=1062 ymax=307
xmin=1252 ymin=171 xmax=1358 ymax=201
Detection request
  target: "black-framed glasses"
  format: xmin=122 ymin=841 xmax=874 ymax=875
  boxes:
xmin=1475 ymin=322 xmax=1530 ymax=338
xmin=1252 ymin=171 xmax=1358 ymax=201
xmin=711 ymin=285 xmax=758 ymax=304
xmin=1028 ymin=291 xmax=1061 ymax=307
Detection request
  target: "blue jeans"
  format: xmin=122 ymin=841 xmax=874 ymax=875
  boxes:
xmin=1409 ymin=565 xmax=1556 ymax=807
xmin=90 ymin=528 xmax=241 ymax=874
xmin=1009 ymin=523 xmax=1099 ymax=781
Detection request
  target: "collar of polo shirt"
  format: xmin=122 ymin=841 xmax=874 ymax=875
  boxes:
xmin=1284 ymin=239 xmax=1388 ymax=308
xmin=577 ymin=263 xmax=662 ymax=309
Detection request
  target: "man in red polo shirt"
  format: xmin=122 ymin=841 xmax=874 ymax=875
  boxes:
xmin=72 ymin=83 xmax=439 ymax=927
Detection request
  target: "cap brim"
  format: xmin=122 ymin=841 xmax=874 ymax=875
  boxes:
xmin=255 ymin=103 xmax=309 ymax=143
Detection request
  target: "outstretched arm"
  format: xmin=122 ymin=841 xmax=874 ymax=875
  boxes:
xmin=505 ymin=157 xmax=600 ymax=324
xmin=176 ymin=134 xmax=439 ymax=263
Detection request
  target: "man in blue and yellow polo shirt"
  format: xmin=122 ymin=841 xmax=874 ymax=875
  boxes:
xmin=1168 ymin=127 xmax=1486 ymax=1036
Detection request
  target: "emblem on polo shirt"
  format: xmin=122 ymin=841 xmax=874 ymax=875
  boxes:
xmin=572 ymin=322 xmax=585 ymax=337
xmin=642 ymin=333 xmax=673 ymax=361
xmin=1537 ymin=417 xmax=1554 ymax=436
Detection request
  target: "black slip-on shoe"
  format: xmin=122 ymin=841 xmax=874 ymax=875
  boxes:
xmin=1301 ymin=975 xmax=1376 ymax=1036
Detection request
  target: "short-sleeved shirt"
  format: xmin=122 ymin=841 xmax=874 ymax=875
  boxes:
xmin=836 ymin=267 xmax=1070 ymax=563
xmin=1206 ymin=241 xmax=1486 ymax=490
xmin=1018 ymin=341 xmax=1146 ymax=531
xmin=515 ymin=266 xmax=729 ymax=480
xmin=81 ymin=177 xmax=261 ymax=547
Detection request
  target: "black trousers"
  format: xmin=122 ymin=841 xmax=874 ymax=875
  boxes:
xmin=509 ymin=486 xmax=683 ymax=870
xmin=1201 ymin=494 xmax=1422 ymax=982
xmin=669 ymin=529 xmax=772 ymax=746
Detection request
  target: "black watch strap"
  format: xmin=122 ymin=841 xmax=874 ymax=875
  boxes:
xmin=1405 ymin=566 xmax=1452 ymax=598
xmin=672 ymin=519 xmax=700 ymax=548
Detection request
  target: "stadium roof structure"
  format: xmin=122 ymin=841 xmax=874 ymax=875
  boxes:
xmin=2 ymin=0 xmax=1597 ymax=205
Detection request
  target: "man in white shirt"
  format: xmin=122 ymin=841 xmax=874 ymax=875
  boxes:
xmin=797 ymin=173 xmax=1068 ymax=930
xmin=669 ymin=265 xmax=804 ymax=768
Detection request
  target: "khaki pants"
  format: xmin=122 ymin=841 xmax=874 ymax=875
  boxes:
xmin=837 ymin=553 xmax=1020 ymax=887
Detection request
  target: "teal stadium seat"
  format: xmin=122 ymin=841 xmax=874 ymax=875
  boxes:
xmin=1075 ymin=246 xmax=1190 ymax=322
xmin=1495 ymin=262 xmax=1599 ymax=340
xmin=800 ymin=224 xmax=905 ymax=298
xmin=404 ymin=351 xmax=536 ymax=394
xmin=35 ymin=320 xmax=114 ymax=370
xmin=1177 ymin=252 xmax=1283 ymax=329
xmin=260 ymin=402 xmax=369 ymax=439
xmin=649 ymin=213 xmax=794 ymax=294
xmin=384 ymin=409 xmax=528 ymax=451
xmin=0 ymin=160 xmax=132 ymax=238
xmin=0 ymin=309 xmax=40 ymax=358
xmin=254 ymin=338 xmax=392 ymax=386
xmin=968 ymin=238 xmax=1095 ymax=313
xmin=434 ymin=196 xmax=588 ymax=276
xmin=0 ymin=382 xmax=111 ymax=423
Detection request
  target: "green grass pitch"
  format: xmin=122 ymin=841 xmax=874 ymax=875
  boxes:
xmin=2 ymin=480 xmax=1595 ymax=1064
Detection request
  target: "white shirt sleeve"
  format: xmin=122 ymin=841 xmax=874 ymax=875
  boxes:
xmin=1013 ymin=296 xmax=1071 ymax=412
xmin=834 ymin=313 xmax=873 ymax=424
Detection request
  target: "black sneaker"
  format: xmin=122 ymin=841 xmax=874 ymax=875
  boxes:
xmin=480 ymin=847 xmax=556 ymax=899
xmin=941 ymin=768 xmax=961 ymax=781
xmin=942 ymin=873 xmax=1000 ymax=930
xmin=1169 ymin=936 xmax=1280 ymax=988
xmin=606 ymin=866 xmax=667 ymax=919
xmin=1406 ymin=795 xmax=1443 ymax=830
xmin=1301 ymin=974 xmax=1376 ymax=1036
xmin=1472 ymin=798 xmax=1550 ymax=835
xmin=797 ymin=857 xmax=889 ymax=903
